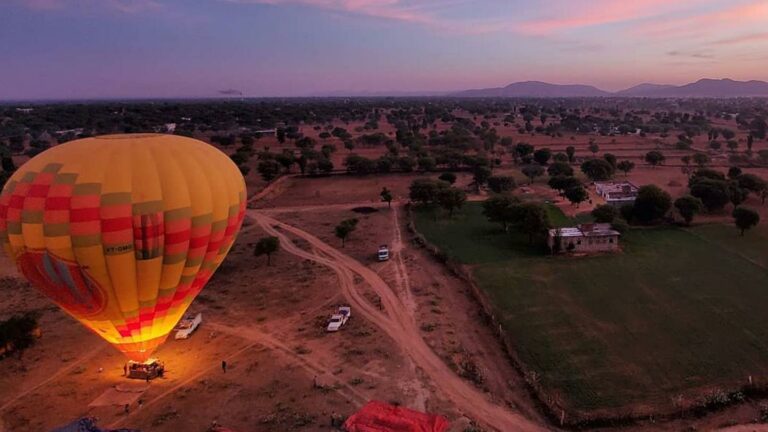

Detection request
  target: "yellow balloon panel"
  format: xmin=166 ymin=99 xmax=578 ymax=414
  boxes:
xmin=0 ymin=134 xmax=247 ymax=361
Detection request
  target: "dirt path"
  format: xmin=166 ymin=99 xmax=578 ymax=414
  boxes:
xmin=0 ymin=346 xmax=105 ymax=413
xmin=250 ymin=210 xmax=548 ymax=432
xmin=207 ymin=323 xmax=370 ymax=406
xmin=107 ymin=342 xmax=259 ymax=429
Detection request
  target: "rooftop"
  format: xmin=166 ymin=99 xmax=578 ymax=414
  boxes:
xmin=549 ymin=223 xmax=620 ymax=238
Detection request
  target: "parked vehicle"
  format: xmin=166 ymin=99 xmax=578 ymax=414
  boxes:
xmin=174 ymin=312 xmax=202 ymax=340
xmin=377 ymin=245 xmax=390 ymax=261
xmin=326 ymin=306 xmax=351 ymax=332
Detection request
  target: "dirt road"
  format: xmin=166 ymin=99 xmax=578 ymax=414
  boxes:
xmin=250 ymin=209 xmax=548 ymax=432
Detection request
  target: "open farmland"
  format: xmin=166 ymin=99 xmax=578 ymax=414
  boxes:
xmin=413 ymin=202 xmax=768 ymax=421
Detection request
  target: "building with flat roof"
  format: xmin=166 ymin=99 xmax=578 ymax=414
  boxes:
xmin=595 ymin=181 xmax=639 ymax=207
xmin=547 ymin=223 xmax=620 ymax=254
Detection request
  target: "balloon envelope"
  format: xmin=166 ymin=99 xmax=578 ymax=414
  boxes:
xmin=0 ymin=134 xmax=247 ymax=361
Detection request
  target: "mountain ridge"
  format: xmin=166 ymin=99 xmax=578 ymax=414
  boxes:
xmin=452 ymin=78 xmax=768 ymax=98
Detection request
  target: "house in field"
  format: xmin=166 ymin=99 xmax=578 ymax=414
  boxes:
xmin=594 ymin=181 xmax=639 ymax=207
xmin=548 ymin=223 xmax=620 ymax=254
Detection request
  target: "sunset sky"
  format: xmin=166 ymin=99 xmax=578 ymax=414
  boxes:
xmin=1 ymin=0 xmax=767 ymax=99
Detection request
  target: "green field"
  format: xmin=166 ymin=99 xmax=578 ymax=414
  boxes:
xmin=414 ymin=203 xmax=768 ymax=416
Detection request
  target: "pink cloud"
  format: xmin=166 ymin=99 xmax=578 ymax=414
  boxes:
xmin=222 ymin=0 xmax=442 ymax=25
xmin=635 ymin=1 xmax=768 ymax=39
xmin=517 ymin=0 xmax=707 ymax=35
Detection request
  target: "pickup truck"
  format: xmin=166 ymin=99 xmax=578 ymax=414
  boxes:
xmin=377 ymin=245 xmax=390 ymax=261
xmin=174 ymin=312 xmax=202 ymax=340
xmin=326 ymin=306 xmax=351 ymax=332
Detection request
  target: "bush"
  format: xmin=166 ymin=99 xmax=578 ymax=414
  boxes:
xmin=0 ymin=313 xmax=39 ymax=358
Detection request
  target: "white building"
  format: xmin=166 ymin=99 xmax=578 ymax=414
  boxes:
xmin=595 ymin=181 xmax=639 ymax=207
xmin=548 ymin=223 xmax=620 ymax=254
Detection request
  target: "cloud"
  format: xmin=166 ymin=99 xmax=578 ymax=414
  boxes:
xmin=710 ymin=32 xmax=768 ymax=46
xmin=220 ymin=0 xmax=443 ymax=26
xmin=667 ymin=50 xmax=714 ymax=59
xmin=635 ymin=1 xmax=768 ymax=39
xmin=18 ymin=0 xmax=162 ymax=13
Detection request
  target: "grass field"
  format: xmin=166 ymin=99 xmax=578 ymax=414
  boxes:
xmin=414 ymin=202 xmax=768 ymax=416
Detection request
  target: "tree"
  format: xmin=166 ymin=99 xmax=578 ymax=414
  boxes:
xmin=592 ymin=204 xmax=618 ymax=223
xmin=737 ymin=173 xmax=767 ymax=197
xmin=747 ymin=134 xmax=754 ymax=153
xmin=728 ymin=166 xmax=743 ymax=179
xmin=580 ymin=159 xmax=614 ymax=181
xmin=692 ymin=153 xmax=710 ymax=167
xmin=437 ymin=187 xmax=466 ymax=217
xmin=547 ymin=161 xmax=573 ymax=177
xmin=513 ymin=143 xmax=534 ymax=162
xmin=487 ymin=175 xmax=516 ymax=194
xmin=644 ymin=151 xmax=666 ymax=167
xmin=548 ymin=175 xmax=581 ymax=194
xmin=482 ymin=194 xmax=519 ymax=232
xmin=317 ymin=157 xmax=334 ymax=175
xmin=515 ymin=202 xmax=551 ymax=244
xmin=588 ymin=142 xmax=599 ymax=156
xmin=275 ymin=151 xmax=295 ymax=172
xmin=690 ymin=178 xmax=731 ymax=211
xmin=674 ymin=195 xmax=703 ymax=225
xmin=633 ymin=185 xmax=671 ymax=223
xmin=553 ymin=152 xmax=569 ymax=163
xmin=0 ymin=313 xmax=40 ymax=359
xmin=617 ymin=160 xmax=635 ymax=177
xmin=409 ymin=179 xmax=444 ymax=205
xmin=334 ymin=218 xmax=358 ymax=247
xmin=732 ymin=207 xmax=760 ymax=236
xmin=472 ymin=166 xmax=492 ymax=191
xmin=344 ymin=154 xmax=376 ymax=175
xmin=564 ymin=185 xmax=588 ymax=207
xmin=254 ymin=236 xmax=280 ymax=266
xmin=729 ymin=183 xmax=748 ymax=207
xmin=566 ymin=146 xmax=576 ymax=162
xmin=521 ymin=164 xmax=545 ymax=184
xmin=257 ymin=159 xmax=281 ymax=181
xmin=533 ymin=148 xmax=552 ymax=165
xmin=380 ymin=187 xmax=393 ymax=208
xmin=603 ymin=153 xmax=617 ymax=169
xmin=417 ymin=156 xmax=436 ymax=172
xmin=438 ymin=172 xmax=457 ymax=185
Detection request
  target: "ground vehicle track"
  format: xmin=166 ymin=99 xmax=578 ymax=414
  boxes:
xmin=250 ymin=210 xmax=547 ymax=432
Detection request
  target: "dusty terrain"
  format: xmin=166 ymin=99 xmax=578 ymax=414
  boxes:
xmin=3 ymin=108 xmax=768 ymax=431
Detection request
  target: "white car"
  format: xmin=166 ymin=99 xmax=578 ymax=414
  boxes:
xmin=377 ymin=245 xmax=390 ymax=261
xmin=326 ymin=306 xmax=351 ymax=332
xmin=174 ymin=312 xmax=202 ymax=340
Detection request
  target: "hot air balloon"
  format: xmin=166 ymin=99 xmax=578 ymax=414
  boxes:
xmin=0 ymin=134 xmax=247 ymax=362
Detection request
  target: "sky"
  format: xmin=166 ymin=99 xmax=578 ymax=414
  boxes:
xmin=1 ymin=0 xmax=767 ymax=99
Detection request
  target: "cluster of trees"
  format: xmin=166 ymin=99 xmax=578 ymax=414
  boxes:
xmin=687 ymin=168 xmax=766 ymax=212
xmin=482 ymin=194 xmax=551 ymax=244
xmin=255 ymin=135 xmax=337 ymax=181
xmin=409 ymin=178 xmax=467 ymax=217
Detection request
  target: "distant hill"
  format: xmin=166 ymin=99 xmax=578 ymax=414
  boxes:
xmin=628 ymin=78 xmax=768 ymax=98
xmin=615 ymin=83 xmax=676 ymax=97
xmin=453 ymin=81 xmax=611 ymax=98
xmin=453 ymin=78 xmax=768 ymax=98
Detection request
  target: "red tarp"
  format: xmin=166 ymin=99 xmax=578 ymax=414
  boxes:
xmin=343 ymin=401 xmax=450 ymax=432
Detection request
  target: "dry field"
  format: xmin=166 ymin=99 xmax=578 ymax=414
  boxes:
xmin=3 ymin=110 xmax=768 ymax=432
